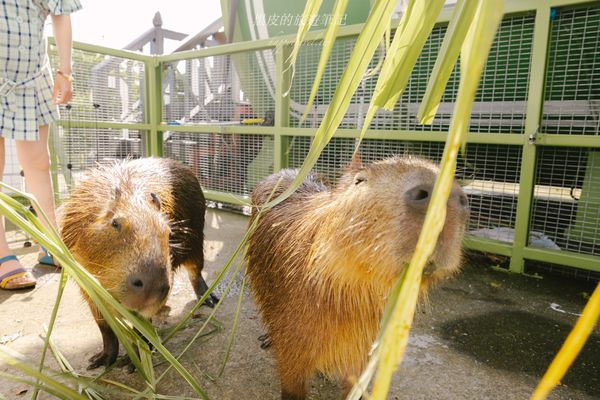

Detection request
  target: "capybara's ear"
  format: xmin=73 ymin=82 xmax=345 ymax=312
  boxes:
xmin=349 ymin=151 xmax=363 ymax=172
xmin=114 ymin=187 xmax=122 ymax=201
xmin=150 ymin=192 xmax=161 ymax=210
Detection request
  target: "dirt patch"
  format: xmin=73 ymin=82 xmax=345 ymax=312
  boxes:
xmin=1 ymin=209 xmax=598 ymax=399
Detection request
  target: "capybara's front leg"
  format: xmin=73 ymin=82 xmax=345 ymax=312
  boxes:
xmin=258 ymin=332 xmax=272 ymax=349
xmin=125 ymin=327 xmax=154 ymax=374
xmin=88 ymin=319 xmax=119 ymax=370
xmin=185 ymin=261 xmax=219 ymax=308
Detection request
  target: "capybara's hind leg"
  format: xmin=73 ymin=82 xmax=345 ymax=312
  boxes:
xmin=280 ymin=377 xmax=307 ymax=400
xmin=184 ymin=261 xmax=219 ymax=308
xmin=279 ymin=364 xmax=310 ymax=400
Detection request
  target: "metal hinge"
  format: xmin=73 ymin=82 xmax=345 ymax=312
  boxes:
xmin=528 ymin=127 xmax=539 ymax=145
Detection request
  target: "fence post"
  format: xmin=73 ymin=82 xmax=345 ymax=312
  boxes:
xmin=274 ymin=43 xmax=291 ymax=171
xmin=144 ymin=56 xmax=163 ymax=157
xmin=509 ymin=5 xmax=551 ymax=273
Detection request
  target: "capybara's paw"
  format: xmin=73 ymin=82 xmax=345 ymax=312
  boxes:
xmin=202 ymin=293 xmax=220 ymax=308
xmin=258 ymin=333 xmax=272 ymax=349
xmin=123 ymin=356 xmax=136 ymax=374
xmin=87 ymin=350 xmax=117 ymax=370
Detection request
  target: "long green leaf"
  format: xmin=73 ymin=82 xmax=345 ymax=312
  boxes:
xmin=348 ymin=1 xmax=503 ymax=398
xmin=0 ymin=349 xmax=87 ymax=400
xmin=283 ymin=0 xmax=324 ymax=96
xmin=417 ymin=0 xmax=479 ymax=124
xmin=357 ymin=0 xmax=446 ymax=146
xmin=298 ymin=0 xmax=350 ymax=125
xmin=32 ymin=270 xmax=70 ymax=400
xmin=0 ymin=185 xmax=207 ymax=398
xmin=265 ymin=0 xmax=399 ymax=209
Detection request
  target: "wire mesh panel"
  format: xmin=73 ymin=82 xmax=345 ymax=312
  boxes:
xmin=163 ymin=50 xmax=276 ymax=126
xmin=530 ymin=147 xmax=600 ymax=256
xmin=164 ymin=132 xmax=273 ymax=196
xmin=542 ymin=5 xmax=600 ymax=135
xmin=525 ymin=260 xmax=600 ymax=281
xmin=288 ymin=138 xmax=522 ymax=242
xmin=48 ymin=45 xmax=145 ymax=123
xmin=289 ymin=13 xmax=534 ymax=134
xmin=51 ymin=127 xmax=146 ymax=200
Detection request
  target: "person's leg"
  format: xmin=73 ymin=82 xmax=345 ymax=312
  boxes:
xmin=0 ymin=137 xmax=36 ymax=288
xmin=15 ymin=125 xmax=58 ymax=262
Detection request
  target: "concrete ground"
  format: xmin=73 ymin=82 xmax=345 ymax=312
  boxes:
xmin=0 ymin=208 xmax=598 ymax=400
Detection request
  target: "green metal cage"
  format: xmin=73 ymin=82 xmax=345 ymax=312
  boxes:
xmin=45 ymin=0 xmax=600 ymax=278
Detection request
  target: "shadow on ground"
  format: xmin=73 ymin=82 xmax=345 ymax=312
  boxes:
xmin=0 ymin=209 xmax=598 ymax=399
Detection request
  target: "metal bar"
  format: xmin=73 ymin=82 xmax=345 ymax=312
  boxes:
xmin=48 ymin=37 xmax=152 ymax=62
xmin=509 ymin=5 xmax=552 ymax=273
xmin=145 ymin=58 xmax=163 ymax=157
xmin=549 ymin=0 xmax=599 ymax=7
xmin=463 ymin=236 xmax=513 ymax=257
xmin=53 ymin=120 xmax=152 ymax=131
xmin=522 ymin=247 xmax=600 ymax=272
xmin=156 ymin=124 xmax=526 ymax=145
xmin=49 ymin=124 xmax=61 ymax=203
xmin=274 ymin=44 xmax=291 ymax=171
xmin=204 ymin=190 xmax=248 ymax=206
xmin=536 ymin=134 xmax=600 ymax=148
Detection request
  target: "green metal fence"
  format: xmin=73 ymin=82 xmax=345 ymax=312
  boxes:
xmin=47 ymin=0 xmax=600 ymax=278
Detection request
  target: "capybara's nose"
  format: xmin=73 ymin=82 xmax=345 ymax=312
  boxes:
xmin=405 ymin=184 xmax=469 ymax=211
xmin=127 ymin=267 xmax=170 ymax=301
xmin=404 ymin=183 xmax=432 ymax=208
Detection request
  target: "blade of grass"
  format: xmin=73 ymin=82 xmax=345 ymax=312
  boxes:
xmin=265 ymin=0 xmax=400 ymax=209
xmin=217 ymin=269 xmax=247 ymax=377
xmin=348 ymin=1 xmax=503 ymax=398
xmin=357 ymin=0 xmax=445 ymax=147
xmin=531 ymin=282 xmax=600 ymax=400
xmin=31 ymin=268 xmax=68 ymax=400
xmin=0 ymin=349 xmax=87 ymax=400
xmin=298 ymin=0 xmax=350 ymax=125
xmin=0 ymin=186 xmax=207 ymax=398
xmin=417 ymin=0 xmax=479 ymax=124
xmin=283 ymin=0 xmax=324 ymax=97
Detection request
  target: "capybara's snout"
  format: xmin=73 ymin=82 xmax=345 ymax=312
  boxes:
xmin=123 ymin=260 xmax=171 ymax=316
xmin=403 ymin=179 xmax=469 ymax=213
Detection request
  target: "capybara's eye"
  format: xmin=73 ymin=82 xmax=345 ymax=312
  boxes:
xmin=150 ymin=192 xmax=161 ymax=210
xmin=111 ymin=218 xmax=121 ymax=230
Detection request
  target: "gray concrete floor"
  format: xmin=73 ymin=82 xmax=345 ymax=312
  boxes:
xmin=0 ymin=208 xmax=598 ymax=399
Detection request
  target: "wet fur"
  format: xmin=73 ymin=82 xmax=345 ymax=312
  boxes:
xmin=61 ymin=157 xmax=210 ymax=369
xmin=246 ymin=156 xmax=468 ymax=399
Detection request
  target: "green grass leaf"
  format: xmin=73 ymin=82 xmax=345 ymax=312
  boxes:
xmin=417 ymin=0 xmax=479 ymax=124
xmin=348 ymin=1 xmax=504 ymax=398
xmin=357 ymin=0 xmax=446 ymax=146
xmin=298 ymin=0 xmax=350 ymax=125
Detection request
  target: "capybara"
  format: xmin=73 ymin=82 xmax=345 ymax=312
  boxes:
xmin=60 ymin=157 xmax=217 ymax=370
xmin=246 ymin=156 xmax=469 ymax=399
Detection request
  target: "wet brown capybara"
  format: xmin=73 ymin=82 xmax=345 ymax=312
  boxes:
xmin=60 ymin=157 xmax=217 ymax=370
xmin=246 ymin=156 xmax=469 ymax=400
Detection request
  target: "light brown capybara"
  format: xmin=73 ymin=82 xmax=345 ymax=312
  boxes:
xmin=60 ymin=157 xmax=217 ymax=370
xmin=246 ymin=156 xmax=469 ymax=399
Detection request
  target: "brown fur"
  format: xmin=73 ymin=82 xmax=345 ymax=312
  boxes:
xmin=60 ymin=157 xmax=213 ymax=369
xmin=246 ymin=156 xmax=469 ymax=399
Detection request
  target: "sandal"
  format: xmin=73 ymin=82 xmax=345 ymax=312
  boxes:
xmin=38 ymin=247 xmax=60 ymax=268
xmin=0 ymin=255 xmax=36 ymax=290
